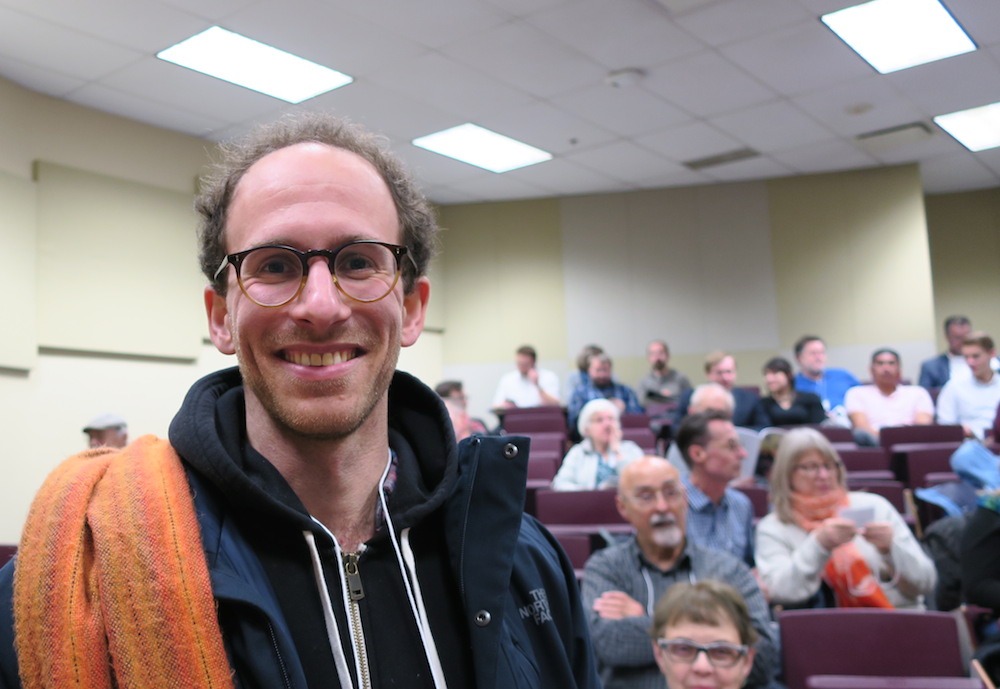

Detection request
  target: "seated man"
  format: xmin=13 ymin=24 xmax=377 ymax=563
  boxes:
xmin=636 ymin=340 xmax=691 ymax=405
xmin=665 ymin=383 xmax=734 ymax=476
xmin=491 ymin=345 xmax=561 ymax=410
xmin=434 ymin=380 xmax=488 ymax=439
xmin=920 ymin=315 xmax=973 ymax=390
xmin=674 ymin=351 xmax=758 ymax=428
xmin=83 ymin=413 xmax=129 ymax=449
xmin=844 ymin=348 xmax=934 ymax=442
xmin=675 ymin=410 xmax=755 ymax=567
xmin=567 ymin=353 xmax=643 ymax=432
xmin=937 ymin=332 xmax=1000 ymax=439
xmin=582 ymin=456 xmax=776 ymax=689
xmin=793 ymin=335 xmax=859 ymax=423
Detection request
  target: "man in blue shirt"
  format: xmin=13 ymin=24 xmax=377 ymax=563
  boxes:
xmin=675 ymin=410 xmax=755 ymax=567
xmin=568 ymin=353 xmax=643 ymax=432
xmin=793 ymin=335 xmax=859 ymax=422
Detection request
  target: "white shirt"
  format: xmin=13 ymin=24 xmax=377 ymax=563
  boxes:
xmin=491 ymin=368 xmax=560 ymax=408
xmin=935 ymin=372 xmax=1000 ymax=439
xmin=844 ymin=384 xmax=935 ymax=431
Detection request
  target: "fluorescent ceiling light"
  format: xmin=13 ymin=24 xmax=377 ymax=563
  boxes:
xmin=934 ymin=102 xmax=1000 ymax=152
xmin=157 ymin=26 xmax=352 ymax=103
xmin=412 ymin=123 xmax=552 ymax=173
xmin=821 ymin=0 xmax=976 ymax=74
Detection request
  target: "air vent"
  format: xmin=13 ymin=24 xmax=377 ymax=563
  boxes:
xmin=682 ymin=147 xmax=760 ymax=170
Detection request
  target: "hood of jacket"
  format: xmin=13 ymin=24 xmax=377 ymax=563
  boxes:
xmin=168 ymin=366 xmax=460 ymax=538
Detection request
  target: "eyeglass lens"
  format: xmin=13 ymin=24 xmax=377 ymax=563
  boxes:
xmin=237 ymin=243 xmax=400 ymax=306
xmin=658 ymin=639 xmax=746 ymax=668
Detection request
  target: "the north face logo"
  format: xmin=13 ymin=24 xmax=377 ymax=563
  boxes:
xmin=518 ymin=588 xmax=552 ymax=625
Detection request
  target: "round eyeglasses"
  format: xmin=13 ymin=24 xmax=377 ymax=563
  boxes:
xmin=214 ymin=240 xmax=409 ymax=308
xmin=656 ymin=639 xmax=748 ymax=668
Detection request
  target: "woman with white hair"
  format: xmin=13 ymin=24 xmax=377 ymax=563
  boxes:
xmin=756 ymin=427 xmax=935 ymax=608
xmin=551 ymin=398 xmax=644 ymax=491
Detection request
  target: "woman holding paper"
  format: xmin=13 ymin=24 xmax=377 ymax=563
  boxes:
xmin=755 ymin=428 xmax=935 ymax=609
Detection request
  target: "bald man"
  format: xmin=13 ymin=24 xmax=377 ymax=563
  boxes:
xmin=580 ymin=456 xmax=776 ymax=689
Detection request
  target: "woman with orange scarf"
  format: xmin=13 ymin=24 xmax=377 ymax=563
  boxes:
xmin=755 ymin=428 xmax=935 ymax=609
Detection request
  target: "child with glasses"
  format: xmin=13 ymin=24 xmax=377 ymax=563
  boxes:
xmin=649 ymin=580 xmax=757 ymax=689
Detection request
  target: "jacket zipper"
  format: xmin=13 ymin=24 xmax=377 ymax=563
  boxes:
xmin=343 ymin=550 xmax=371 ymax=689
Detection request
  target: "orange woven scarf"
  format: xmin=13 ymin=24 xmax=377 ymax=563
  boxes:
xmin=13 ymin=435 xmax=235 ymax=689
xmin=790 ymin=489 xmax=893 ymax=609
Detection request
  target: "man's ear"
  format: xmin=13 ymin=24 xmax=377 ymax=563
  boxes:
xmin=401 ymin=277 xmax=430 ymax=348
xmin=688 ymin=445 xmax=706 ymax=466
xmin=205 ymin=286 xmax=235 ymax=355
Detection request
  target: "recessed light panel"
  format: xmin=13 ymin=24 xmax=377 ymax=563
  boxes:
xmin=157 ymin=26 xmax=352 ymax=103
xmin=934 ymin=102 xmax=1000 ymax=152
xmin=412 ymin=124 xmax=552 ymax=173
xmin=821 ymin=0 xmax=975 ymax=74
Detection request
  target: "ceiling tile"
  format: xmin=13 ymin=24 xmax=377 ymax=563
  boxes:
xmin=365 ymin=51 xmax=535 ymax=121
xmin=1 ymin=0 xmax=206 ymax=51
xmin=948 ymin=0 xmax=1000 ymax=48
xmin=526 ymin=0 xmax=704 ymax=70
xmin=721 ymin=18 xmax=872 ymax=96
xmin=155 ymin=0 xmax=259 ymax=21
xmin=0 ymin=6 xmax=142 ymax=81
xmin=0 ymin=55 xmax=86 ymax=97
xmin=769 ymin=137 xmax=878 ymax=173
xmin=635 ymin=120 xmax=743 ymax=162
xmin=67 ymin=83 xmax=229 ymax=137
xmin=226 ymin=0 xmax=427 ymax=76
xmin=449 ymin=172 xmax=562 ymax=202
xmin=791 ymin=75 xmax=926 ymax=136
xmin=99 ymin=57 xmax=285 ymax=123
xmin=476 ymin=100 xmax=617 ymax=155
xmin=342 ymin=0 xmax=511 ymax=50
xmin=439 ymin=21 xmax=604 ymax=98
xmin=643 ymin=50 xmax=776 ymax=117
xmin=551 ymin=83 xmax=690 ymax=136
xmin=674 ymin=0 xmax=811 ymax=46
xmin=508 ymin=157 xmax=637 ymax=196
xmin=887 ymin=50 xmax=1000 ymax=116
xmin=919 ymin=152 xmax=1000 ymax=194
xmin=710 ymin=100 xmax=834 ymax=151
xmin=866 ymin=127 xmax=966 ymax=165
xmin=563 ymin=139 xmax=684 ymax=184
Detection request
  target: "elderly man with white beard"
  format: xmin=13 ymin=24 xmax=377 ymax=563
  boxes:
xmin=581 ymin=456 xmax=777 ymax=689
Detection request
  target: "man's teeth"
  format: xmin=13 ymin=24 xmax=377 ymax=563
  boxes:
xmin=285 ymin=351 xmax=355 ymax=366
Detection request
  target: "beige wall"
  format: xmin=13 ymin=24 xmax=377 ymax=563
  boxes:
xmin=925 ymin=188 xmax=1000 ymax=347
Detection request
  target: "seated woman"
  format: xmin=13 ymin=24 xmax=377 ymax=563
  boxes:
xmin=649 ymin=580 xmax=757 ymax=689
xmin=756 ymin=427 xmax=935 ymax=609
xmin=551 ymin=398 xmax=643 ymax=491
xmin=754 ymin=357 xmax=826 ymax=427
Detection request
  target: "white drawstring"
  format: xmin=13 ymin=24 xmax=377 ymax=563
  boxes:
xmin=303 ymin=530 xmax=354 ymax=689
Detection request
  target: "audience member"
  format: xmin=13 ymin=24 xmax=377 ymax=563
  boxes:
xmin=674 ymin=352 xmax=758 ymax=428
xmin=937 ymin=332 xmax=1000 ymax=439
xmin=82 ymin=413 xmax=129 ymax=449
xmin=552 ymin=399 xmax=644 ymax=491
xmin=636 ymin=340 xmax=691 ymax=405
xmin=844 ymin=348 xmax=934 ymax=443
xmin=582 ymin=456 xmax=776 ymax=689
xmin=793 ymin=335 xmax=859 ymax=423
xmin=961 ymin=490 xmax=1000 ymax=615
xmin=754 ymin=356 xmax=825 ymax=427
xmin=434 ymin=380 xmax=487 ymax=436
xmin=568 ymin=353 xmax=643 ymax=432
xmin=920 ymin=315 xmax=972 ymax=390
xmin=756 ymin=428 xmax=936 ymax=609
xmin=648 ymin=580 xmax=758 ymax=689
xmin=567 ymin=343 xmax=605 ymax=397
xmin=491 ymin=344 xmax=561 ymax=410
xmin=665 ymin=383 xmax=734 ymax=477
xmin=675 ymin=411 xmax=755 ymax=566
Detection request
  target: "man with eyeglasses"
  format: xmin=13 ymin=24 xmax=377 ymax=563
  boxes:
xmin=581 ymin=455 xmax=776 ymax=689
xmin=0 ymin=115 xmax=599 ymax=688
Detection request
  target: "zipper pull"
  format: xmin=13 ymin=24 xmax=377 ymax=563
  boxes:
xmin=344 ymin=552 xmax=365 ymax=601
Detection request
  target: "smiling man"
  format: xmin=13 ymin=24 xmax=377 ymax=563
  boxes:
xmin=0 ymin=115 xmax=599 ymax=689
xmin=581 ymin=455 xmax=775 ymax=689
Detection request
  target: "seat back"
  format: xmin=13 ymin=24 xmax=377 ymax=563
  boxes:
xmin=502 ymin=412 xmax=568 ymax=435
xmin=839 ymin=447 xmax=890 ymax=474
xmin=622 ymin=427 xmax=658 ymax=453
xmin=620 ymin=413 xmax=652 ymax=429
xmin=880 ymin=425 xmax=964 ymax=448
xmin=735 ymin=484 xmax=770 ymax=518
xmin=533 ymin=488 xmax=625 ymax=526
xmin=816 ymin=426 xmax=855 ymax=444
xmin=779 ymin=608 xmax=969 ymax=689
xmin=906 ymin=447 xmax=959 ymax=489
xmin=0 ymin=545 xmax=15 ymax=568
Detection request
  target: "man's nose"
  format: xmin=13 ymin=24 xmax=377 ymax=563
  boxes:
xmin=290 ymin=258 xmax=351 ymax=321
